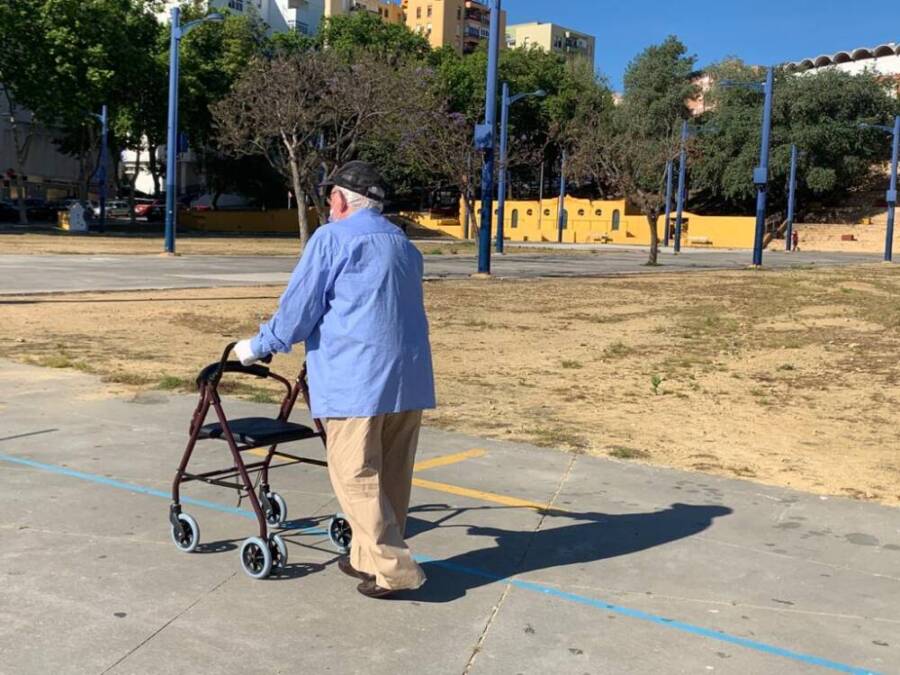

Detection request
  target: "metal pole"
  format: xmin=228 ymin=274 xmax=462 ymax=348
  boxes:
xmin=884 ymin=115 xmax=899 ymax=263
xmin=556 ymin=149 xmax=567 ymax=243
xmin=752 ymin=67 xmax=775 ymax=267
xmin=538 ymin=160 xmax=544 ymax=228
xmin=477 ymin=0 xmax=501 ymax=274
xmin=98 ymin=104 xmax=108 ymax=233
xmin=496 ymin=82 xmax=510 ymax=254
xmin=785 ymin=144 xmax=798 ymax=252
xmin=164 ymin=7 xmax=181 ymax=255
xmin=674 ymin=120 xmax=688 ymax=254
xmin=663 ymin=159 xmax=673 ymax=247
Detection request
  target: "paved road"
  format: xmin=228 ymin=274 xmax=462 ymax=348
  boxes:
xmin=0 ymin=247 xmax=884 ymax=295
xmin=0 ymin=360 xmax=897 ymax=674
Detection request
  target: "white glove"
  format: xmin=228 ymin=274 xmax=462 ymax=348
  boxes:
xmin=234 ymin=339 xmax=259 ymax=366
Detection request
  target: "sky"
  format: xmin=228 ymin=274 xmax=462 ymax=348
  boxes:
xmin=504 ymin=0 xmax=900 ymax=90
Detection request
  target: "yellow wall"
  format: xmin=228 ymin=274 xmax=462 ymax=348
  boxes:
xmin=404 ymin=197 xmax=757 ymax=249
xmin=180 ymin=209 xmax=320 ymax=234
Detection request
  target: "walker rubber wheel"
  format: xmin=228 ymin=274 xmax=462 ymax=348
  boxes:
xmin=170 ymin=513 xmax=200 ymax=553
xmin=269 ymin=534 xmax=288 ymax=570
xmin=328 ymin=515 xmax=352 ymax=554
xmin=264 ymin=492 xmax=287 ymax=528
xmin=240 ymin=536 xmax=272 ymax=579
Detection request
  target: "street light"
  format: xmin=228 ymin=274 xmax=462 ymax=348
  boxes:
xmin=164 ymin=8 xmax=224 ymax=255
xmin=663 ymin=159 xmax=674 ymax=247
xmin=672 ymin=120 xmax=719 ymax=253
xmin=859 ymin=116 xmax=900 ymax=262
xmin=474 ymin=0 xmax=502 ymax=275
xmin=496 ymin=83 xmax=546 ymax=254
xmin=720 ymin=67 xmax=775 ymax=267
xmin=785 ymin=144 xmax=800 ymax=252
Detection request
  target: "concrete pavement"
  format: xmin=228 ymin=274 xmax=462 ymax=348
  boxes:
xmin=0 ymin=360 xmax=897 ymax=674
xmin=0 ymin=247 xmax=884 ymax=295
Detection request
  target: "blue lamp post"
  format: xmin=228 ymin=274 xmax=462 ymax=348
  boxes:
xmin=164 ymin=7 xmax=223 ymax=255
xmin=474 ymin=0 xmax=502 ymax=274
xmin=860 ymin=117 xmax=900 ymax=262
xmin=719 ymin=67 xmax=775 ymax=266
xmin=673 ymin=120 xmax=689 ymax=253
xmin=663 ymin=159 xmax=674 ymax=247
xmin=751 ymin=67 xmax=775 ymax=267
xmin=496 ymin=82 xmax=546 ymax=254
xmin=785 ymin=144 xmax=799 ymax=252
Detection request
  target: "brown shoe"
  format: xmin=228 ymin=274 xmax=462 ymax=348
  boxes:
xmin=338 ymin=557 xmax=373 ymax=582
xmin=357 ymin=578 xmax=396 ymax=599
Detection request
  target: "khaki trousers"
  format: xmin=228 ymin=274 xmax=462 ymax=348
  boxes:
xmin=325 ymin=410 xmax=426 ymax=590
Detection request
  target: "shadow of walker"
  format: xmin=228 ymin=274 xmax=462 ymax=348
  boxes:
xmin=401 ymin=502 xmax=733 ymax=603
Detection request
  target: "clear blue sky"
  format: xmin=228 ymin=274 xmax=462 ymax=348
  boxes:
xmin=505 ymin=0 xmax=900 ymax=90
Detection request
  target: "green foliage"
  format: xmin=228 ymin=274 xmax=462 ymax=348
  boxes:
xmin=692 ymin=63 xmax=900 ymax=214
xmin=317 ymin=11 xmax=431 ymax=59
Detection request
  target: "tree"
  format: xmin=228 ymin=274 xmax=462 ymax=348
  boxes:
xmin=691 ymin=62 xmax=900 ymax=216
xmin=569 ymin=36 xmax=697 ymax=264
xmin=317 ymin=10 xmax=431 ymax=61
xmin=213 ymin=51 xmax=432 ymax=247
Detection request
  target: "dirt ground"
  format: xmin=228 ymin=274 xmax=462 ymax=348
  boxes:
xmin=0 ymin=232 xmax=575 ymax=257
xmin=2 ymin=264 xmax=899 ymax=506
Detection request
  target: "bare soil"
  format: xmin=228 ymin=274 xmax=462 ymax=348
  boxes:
xmin=0 ymin=232 xmax=577 ymax=257
xmin=2 ymin=264 xmax=899 ymax=506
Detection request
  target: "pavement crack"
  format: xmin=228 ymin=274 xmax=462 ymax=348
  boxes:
xmin=99 ymin=571 xmax=236 ymax=674
xmin=461 ymin=454 xmax=578 ymax=675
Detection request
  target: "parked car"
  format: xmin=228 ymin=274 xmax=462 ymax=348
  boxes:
xmin=92 ymin=200 xmax=131 ymax=218
xmin=24 ymin=199 xmax=57 ymax=222
xmin=0 ymin=200 xmax=19 ymax=223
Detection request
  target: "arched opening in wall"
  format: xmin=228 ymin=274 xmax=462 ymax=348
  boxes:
xmin=511 ymin=209 xmax=519 ymax=229
xmin=612 ymin=210 xmax=621 ymax=231
xmin=561 ymin=209 xmax=569 ymax=229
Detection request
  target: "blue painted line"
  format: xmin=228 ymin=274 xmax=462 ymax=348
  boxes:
xmin=0 ymin=452 xmax=327 ymax=536
xmin=413 ymin=556 xmax=880 ymax=675
xmin=0 ymin=451 xmax=882 ymax=675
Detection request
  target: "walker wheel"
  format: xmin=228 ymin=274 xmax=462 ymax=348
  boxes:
xmin=328 ymin=514 xmax=352 ymax=554
xmin=269 ymin=534 xmax=288 ymax=569
xmin=240 ymin=536 xmax=273 ymax=579
xmin=170 ymin=513 xmax=200 ymax=553
xmin=265 ymin=492 xmax=287 ymax=528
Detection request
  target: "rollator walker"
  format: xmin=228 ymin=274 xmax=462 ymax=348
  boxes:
xmin=169 ymin=342 xmax=352 ymax=579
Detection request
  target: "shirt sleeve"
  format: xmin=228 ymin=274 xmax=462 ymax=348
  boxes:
xmin=251 ymin=229 xmax=335 ymax=355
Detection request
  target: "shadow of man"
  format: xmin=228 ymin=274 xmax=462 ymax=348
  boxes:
xmin=402 ymin=502 xmax=732 ymax=603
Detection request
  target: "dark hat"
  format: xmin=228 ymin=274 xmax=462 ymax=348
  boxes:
xmin=321 ymin=161 xmax=387 ymax=202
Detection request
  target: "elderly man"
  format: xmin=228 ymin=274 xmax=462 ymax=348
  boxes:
xmin=234 ymin=161 xmax=435 ymax=598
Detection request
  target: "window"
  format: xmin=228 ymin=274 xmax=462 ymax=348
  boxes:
xmin=543 ymin=208 xmax=551 ymax=217
xmin=595 ymin=209 xmax=602 ymax=216
xmin=511 ymin=209 xmax=519 ymax=229
xmin=457 ymin=7 xmax=461 ymax=20
xmin=228 ymin=0 xmax=243 ymax=10
xmin=526 ymin=209 xmax=533 ymax=216
xmin=612 ymin=209 xmax=621 ymax=231
xmin=427 ymin=5 xmax=432 ymax=17
xmin=297 ymin=22 xmax=309 ymax=34
xmin=416 ymin=7 xmax=421 ymax=18
xmin=577 ymin=209 xmax=585 ymax=217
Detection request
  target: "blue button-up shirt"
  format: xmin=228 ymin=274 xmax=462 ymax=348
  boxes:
xmin=251 ymin=209 xmax=436 ymax=419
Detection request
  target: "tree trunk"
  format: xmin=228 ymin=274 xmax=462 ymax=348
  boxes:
xmin=289 ymin=160 xmax=310 ymax=249
xmin=4 ymin=100 xmax=32 ymax=225
xmin=646 ymin=213 xmax=660 ymax=265
xmin=148 ymin=144 xmax=162 ymax=196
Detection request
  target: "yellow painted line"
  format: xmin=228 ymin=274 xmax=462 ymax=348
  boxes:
xmin=411 ymin=477 xmax=568 ymax=514
xmin=413 ymin=448 xmax=486 ymax=472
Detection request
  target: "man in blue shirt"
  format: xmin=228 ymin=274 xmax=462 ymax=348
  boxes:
xmin=234 ymin=161 xmax=435 ymax=598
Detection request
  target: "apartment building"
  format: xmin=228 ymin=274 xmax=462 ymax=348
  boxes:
xmin=159 ymin=0 xmax=326 ymax=36
xmin=325 ymin=0 xmax=503 ymax=54
xmin=506 ymin=21 xmax=595 ymax=71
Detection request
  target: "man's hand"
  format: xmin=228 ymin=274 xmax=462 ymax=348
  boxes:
xmin=234 ymin=339 xmax=260 ymax=367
